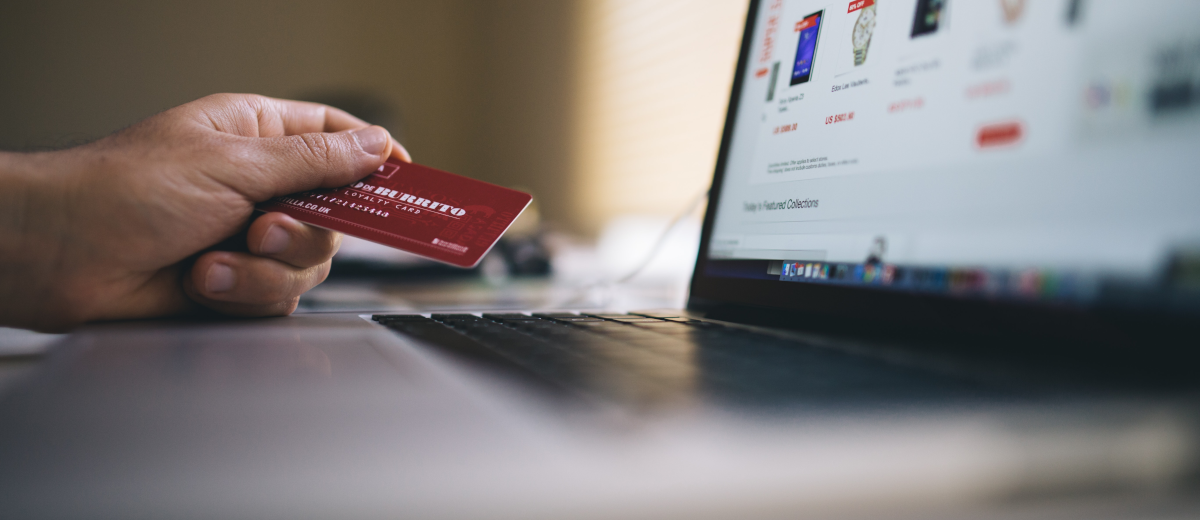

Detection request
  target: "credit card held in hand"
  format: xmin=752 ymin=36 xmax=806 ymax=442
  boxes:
xmin=257 ymin=158 xmax=532 ymax=268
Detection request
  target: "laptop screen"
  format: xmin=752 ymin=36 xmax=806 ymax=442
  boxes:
xmin=700 ymin=0 xmax=1200 ymax=312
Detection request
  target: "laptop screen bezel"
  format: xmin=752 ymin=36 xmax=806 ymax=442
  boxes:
xmin=685 ymin=0 xmax=1190 ymax=343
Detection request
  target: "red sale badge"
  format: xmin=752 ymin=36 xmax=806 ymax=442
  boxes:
xmin=257 ymin=158 xmax=532 ymax=268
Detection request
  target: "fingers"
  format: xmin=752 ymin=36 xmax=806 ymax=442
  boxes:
xmin=239 ymin=125 xmax=394 ymax=200
xmin=193 ymin=94 xmax=371 ymax=137
xmin=184 ymin=250 xmax=332 ymax=317
xmin=191 ymin=94 xmax=412 ymax=200
xmin=259 ymin=96 xmax=411 ymax=163
xmin=183 ymin=211 xmax=342 ymax=317
xmin=247 ymin=212 xmax=342 ymax=268
xmin=270 ymin=97 xmax=372 ymax=135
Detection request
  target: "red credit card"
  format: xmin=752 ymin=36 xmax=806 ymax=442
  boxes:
xmin=257 ymin=158 xmax=532 ymax=268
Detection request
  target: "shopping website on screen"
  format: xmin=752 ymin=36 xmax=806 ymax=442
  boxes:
xmin=707 ymin=0 xmax=1200 ymax=304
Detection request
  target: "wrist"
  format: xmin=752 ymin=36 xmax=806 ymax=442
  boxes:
xmin=0 ymin=150 xmax=83 ymax=330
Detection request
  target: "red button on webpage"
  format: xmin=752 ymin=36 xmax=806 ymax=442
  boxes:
xmin=847 ymin=0 xmax=875 ymax=13
xmin=976 ymin=121 xmax=1023 ymax=148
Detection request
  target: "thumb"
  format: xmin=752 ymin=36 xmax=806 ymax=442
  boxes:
xmin=238 ymin=125 xmax=393 ymax=201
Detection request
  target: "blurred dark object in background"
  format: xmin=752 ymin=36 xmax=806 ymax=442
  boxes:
xmin=326 ymin=233 xmax=552 ymax=281
xmin=495 ymin=234 xmax=553 ymax=277
xmin=323 ymin=257 xmax=481 ymax=281
xmin=326 ymin=195 xmax=552 ymax=281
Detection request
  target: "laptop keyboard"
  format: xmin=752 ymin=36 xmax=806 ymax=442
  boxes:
xmin=373 ymin=312 xmax=997 ymax=408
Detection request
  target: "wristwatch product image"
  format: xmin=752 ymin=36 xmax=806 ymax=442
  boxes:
xmin=852 ymin=2 xmax=877 ymax=66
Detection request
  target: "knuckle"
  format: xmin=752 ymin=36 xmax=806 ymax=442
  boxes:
xmin=202 ymin=93 xmax=250 ymax=109
xmin=260 ymin=298 xmax=301 ymax=317
xmin=297 ymin=133 xmax=333 ymax=164
xmin=259 ymin=281 xmax=293 ymax=304
xmin=310 ymin=229 xmax=341 ymax=258
xmin=327 ymin=232 xmax=343 ymax=255
xmin=252 ymin=269 xmax=296 ymax=304
xmin=242 ymin=93 xmax=270 ymax=105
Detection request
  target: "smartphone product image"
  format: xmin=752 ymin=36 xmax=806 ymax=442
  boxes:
xmin=911 ymin=0 xmax=946 ymax=38
xmin=790 ymin=10 xmax=824 ymax=86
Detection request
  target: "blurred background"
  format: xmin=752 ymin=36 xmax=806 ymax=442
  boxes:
xmin=0 ymin=0 xmax=750 ymax=310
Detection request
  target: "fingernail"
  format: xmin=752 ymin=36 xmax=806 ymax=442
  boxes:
xmin=206 ymin=263 xmax=235 ymax=294
xmin=260 ymin=224 xmax=290 ymax=254
xmin=352 ymin=126 xmax=389 ymax=156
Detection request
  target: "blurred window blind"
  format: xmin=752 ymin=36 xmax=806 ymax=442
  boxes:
xmin=573 ymin=0 xmax=749 ymax=235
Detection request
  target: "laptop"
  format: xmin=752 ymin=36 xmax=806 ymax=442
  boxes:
xmin=3 ymin=1 xmax=1200 ymax=518
xmin=370 ymin=0 xmax=1200 ymax=404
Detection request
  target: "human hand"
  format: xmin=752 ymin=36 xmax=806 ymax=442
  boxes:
xmin=0 ymin=94 xmax=410 ymax=331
